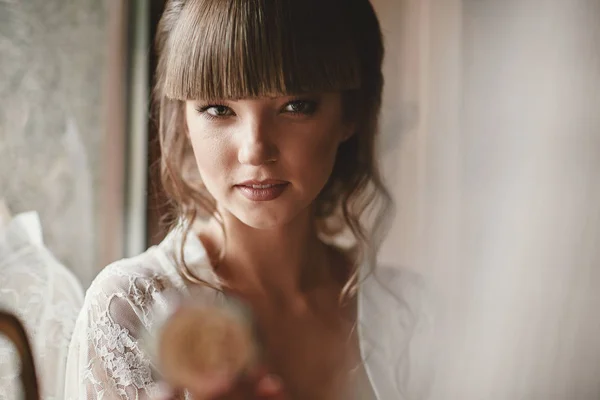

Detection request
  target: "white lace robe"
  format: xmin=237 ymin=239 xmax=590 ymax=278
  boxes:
xmin=65 ymin=227 xmax=433 ymax=400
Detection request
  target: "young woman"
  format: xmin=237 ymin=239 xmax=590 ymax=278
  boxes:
xmin=65 ymin=0 xmax=432 ymax=399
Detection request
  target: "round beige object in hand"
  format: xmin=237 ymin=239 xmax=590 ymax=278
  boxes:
xmin=157 ymin=304 xmax=259 ymax=391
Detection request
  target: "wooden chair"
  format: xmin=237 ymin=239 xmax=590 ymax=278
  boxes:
xmin=0 ymin=310 xmax=40 ymax=400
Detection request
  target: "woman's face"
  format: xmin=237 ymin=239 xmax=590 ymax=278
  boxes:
xmin=185 ymin=92 xmax=353 ymax=229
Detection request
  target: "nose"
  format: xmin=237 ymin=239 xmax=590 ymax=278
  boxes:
xmin=237 ymin=117 xmax=278 ymax=166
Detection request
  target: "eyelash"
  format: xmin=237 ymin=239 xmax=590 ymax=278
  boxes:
xmin=195 ymin=104 xmax=230 ymax=121
xmin=283 ymin=99 xmax=319 ymax=115
xmin=194 ymin=98 xmax=319 ymax=121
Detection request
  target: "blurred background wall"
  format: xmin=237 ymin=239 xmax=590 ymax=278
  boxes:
xmin=0 ymin=0 xmax=117 ymax=286
xmin=374 ymin=0 xmax=600 ymax=398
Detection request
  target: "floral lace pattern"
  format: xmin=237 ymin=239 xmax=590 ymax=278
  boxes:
xmin=65 ymin=249 xmax=191 ymax=400
xmin=85 ymin=313 xmax=154 ymax=398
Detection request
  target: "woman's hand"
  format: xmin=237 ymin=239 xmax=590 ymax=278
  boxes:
xmin=157 ymin=365 xmax=290 ymax=400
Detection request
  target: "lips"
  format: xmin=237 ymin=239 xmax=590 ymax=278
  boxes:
xmin=241 ymin=183 xmax=281 ymax=189
xmin=234 ymin=180 xmax=289 ymax=201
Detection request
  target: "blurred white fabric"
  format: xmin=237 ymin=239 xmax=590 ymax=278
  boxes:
xmin=0 ymin=204 xmax=84 ymax=400
xmin=373 ymin=0 xmax=600 ymax=398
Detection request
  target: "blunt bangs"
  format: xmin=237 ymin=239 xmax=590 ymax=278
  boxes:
xmin=163 ymin=0 xmax=361 ymax=101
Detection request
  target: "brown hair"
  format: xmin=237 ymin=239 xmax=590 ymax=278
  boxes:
xmin=153 ymin=0 xmax=393 ymax=300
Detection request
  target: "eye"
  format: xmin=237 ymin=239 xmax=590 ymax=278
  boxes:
xmin=282 ymin=99 xmax=318 ymax=115
xmin=195 ymin=104 xmax=234 ymax=119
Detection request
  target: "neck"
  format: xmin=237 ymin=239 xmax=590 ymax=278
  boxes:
xmin=206 ymin=207 xmax=335 ymax=298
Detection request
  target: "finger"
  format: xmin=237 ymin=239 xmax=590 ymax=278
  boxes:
xmin=254 ymin=374 xmax=284 ymax=397
xmin=187 ymin=371 xmax=234 ymax=399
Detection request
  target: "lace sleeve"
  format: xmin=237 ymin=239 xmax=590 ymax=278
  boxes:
xmin=64 ymin=261 xmax=174 ymax=400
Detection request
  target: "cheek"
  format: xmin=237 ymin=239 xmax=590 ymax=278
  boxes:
xmin=186 ymin=106 xmax=232 ymax=180
xmin=187 ymin=128 xmax=233 ymax=187
xmin=291 ymin=124 xmax=343 ymax=180
xmin=319 ymin=122 xmax=346 ymax=159
xmin=310 ymin=139 xmax=339 ymax=166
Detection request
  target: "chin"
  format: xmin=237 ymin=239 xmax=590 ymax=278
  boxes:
xmin=226 ymin=201 xmax=303 ymax=231
xmin=233 ymin=209 xmax=290 ymax=230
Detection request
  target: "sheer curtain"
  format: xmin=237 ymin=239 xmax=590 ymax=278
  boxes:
xmin=374 ymin=0 xmax=600 ymax=398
